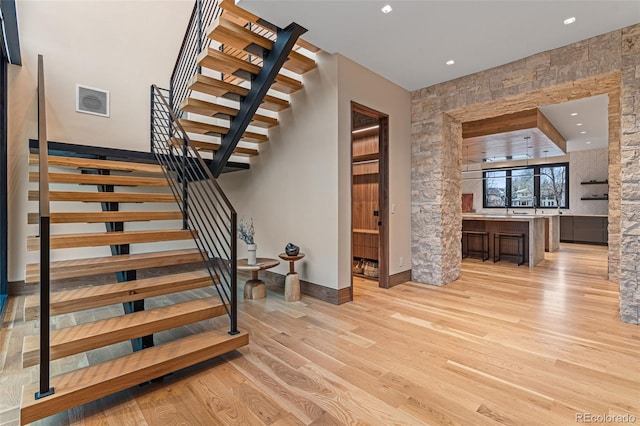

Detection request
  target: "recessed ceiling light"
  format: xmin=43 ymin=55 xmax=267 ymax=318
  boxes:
xmin=571 ymin=112 xmax=578 ymax=116
xmin=446 ymin=59 xmax=455 ymax=66
xmin=564 ymin=17 xmax=576 ymax=25
xmin=381 ymin=4 xmax=392 ymax=14
xmin=576 ymin=123 xmax=583 ymax=126
xmin=580 ymin=131 xmax=587 ymax=134
xmin=586 ymin=141 xmax=592 ymax=144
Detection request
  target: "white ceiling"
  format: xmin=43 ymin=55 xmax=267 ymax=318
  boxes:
xmin=540 ymin=94 xmax=609 ymax=153
xmin=238 ymin=0 xmax=639 ymax=91
xmin=238 ymin=0 xmax=635 ymax=155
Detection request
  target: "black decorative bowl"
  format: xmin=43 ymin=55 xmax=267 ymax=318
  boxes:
xmin=285 ymin=242 xmax=300 ymax=256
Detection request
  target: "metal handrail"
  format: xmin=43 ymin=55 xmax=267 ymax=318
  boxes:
xmin=36 ymin=54 xmax=54 ymax=399
xmin=169 ymin=0 xmax=221 ymax=116
xmin=150 ymin=84 xmax=238 ymax=334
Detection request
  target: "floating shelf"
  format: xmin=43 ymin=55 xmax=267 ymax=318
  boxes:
xmin=580 ymin=181 xmax=608 ymax=185
xmin=352 ymin=153 xmax=379 ymax=163
xmin=353 ymin=228 xmax=379 ymax=235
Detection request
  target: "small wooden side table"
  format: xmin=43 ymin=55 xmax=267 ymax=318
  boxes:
xmin=278 ymin=253 xmax=305 ymax=302
xmin=238 ymin=257 xmax=280 ymax=300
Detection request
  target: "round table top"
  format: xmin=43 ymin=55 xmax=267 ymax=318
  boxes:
xmin=237 ymin=257 xmax=280 ymax=271
xmin=278 ymin=253 xmax=305 ymax=262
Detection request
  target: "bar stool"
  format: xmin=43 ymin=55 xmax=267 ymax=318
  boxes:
xmin=493 ymin=232 xmax=525 ymax=266
xmin=462 ymin=230 xmax=489 ymax=261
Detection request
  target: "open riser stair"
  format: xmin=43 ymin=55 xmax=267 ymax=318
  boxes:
xmin=21 ymin=1 xmax=319 ymax=422
xmin=22 ymin=148 xmax=247 ymax=424
xmin=172 ymin=0 xmax=319 ymax=177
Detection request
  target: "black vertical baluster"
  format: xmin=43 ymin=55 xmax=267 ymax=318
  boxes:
xmin=182 ymin=138 xmax=189 ymax=229
xmin=196 ymin=0 xmax=202 ymax=74
xmin=229 ymin=213 xmax=238 ymax=335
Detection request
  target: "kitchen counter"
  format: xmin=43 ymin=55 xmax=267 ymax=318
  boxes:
xmin=462 ymin=214 xmax=547 ymax=267
xmin=464 ymin=213 xmax=560 ymax=253
xmin=463 ymin=213 xmax=547 ymax=220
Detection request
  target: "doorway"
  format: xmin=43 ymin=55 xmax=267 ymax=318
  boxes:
xmin=350 ymin=102 xmax=389 ymax=289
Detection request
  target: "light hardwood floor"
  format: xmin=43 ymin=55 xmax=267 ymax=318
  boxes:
xmin=1 ymin=243 xmax=638 ymax=425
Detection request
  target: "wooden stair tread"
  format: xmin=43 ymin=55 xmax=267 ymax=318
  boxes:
xmin=27 ymin=229 xmax=196 ymax=251
xmin=29 ymin=154 xmax=164 ymax=174
xmin=28 ymin=190 xmax=176 ymax=203
xmin=178 ymin=118 xmax=268 ymax=143
xmin=168 ymin=138 xmax=258 ymax=157
xmin=20 ymin=329 xmax=249 ymax=424
xmin=25 ymin=248 xmax=203 ymax=284
xmin=197 ymin=48 xmax=303 ymax=95
xmin=219 ymin=0 xmax=320 ymax=53
xmin=24 ymin=270 xmax=215 ymax=321
xmin=22 ymin=296 xmax=228 ymax=367
xmin=27 ymin=210 xmax=183 ymax=225
xmin=179 ymin=98 xmax=278 ymax=128
xmin=208 ymin=16 xmax=316 ymax=75
xmin=29 ymin=171 xmax=169 ymax=187
xmin=189 ymin=74 xmax=289 ymax=112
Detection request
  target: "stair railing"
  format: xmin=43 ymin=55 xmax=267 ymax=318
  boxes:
xmin=36 ymin=54 xmax=54 ymax=399
xmin=150 ymin=84 xmax=238 ymax=335
xmin=169 ymin=0 xmax=221 ymax=116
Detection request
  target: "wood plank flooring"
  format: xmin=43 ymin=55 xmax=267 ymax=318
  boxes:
xmin=1 ymin=243 xmax=638 ymax=425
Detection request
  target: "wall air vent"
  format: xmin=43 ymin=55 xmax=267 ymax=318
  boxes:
xmin=76 ymin=84 xmax=109 ymax=117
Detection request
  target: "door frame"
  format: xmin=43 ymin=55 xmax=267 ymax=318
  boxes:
xmin=0 ymin=52 xmax=7 ymax=319
xmin=351 ymin=102 xmax=390 ymax=289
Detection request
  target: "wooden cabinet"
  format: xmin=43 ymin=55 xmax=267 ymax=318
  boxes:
xmin=560 ymin=216 xmax=573 ymax=241
xmin=353 ymin=230 xmax=378 ymax=260
xmin=559 ymin=215 xmax=607 ymax=245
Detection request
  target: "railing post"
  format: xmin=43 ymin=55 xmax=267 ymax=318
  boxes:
xmin=37 ymin=215 xmax=54 ymax=399
xmin=150 ymin=86 xmax=155 ymax=153
xmin=230 ymin=212 xmax=238 ymax=335
xmin=36 ymin=54 xmax=54 ymax=400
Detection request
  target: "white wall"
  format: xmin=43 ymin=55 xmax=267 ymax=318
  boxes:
xmin=218 ymin=52 xmax=412 ymax=292
xmin=218 ymin=52 xmax=341 ymax=288
xmin=336 ymin=54 xmax=411 ymax=288
xmin=462 ymin=148 xmax=609 ymax=216
xmin=7 ymin=1 xmax=193 ymax=281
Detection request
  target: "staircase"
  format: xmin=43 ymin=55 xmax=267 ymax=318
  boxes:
xmin=20 ymin=149 xmax=248 ymax=424
xmin=171 ymin=0 xmax=319 ymax=177
xmin=21 ymin=0 xmax=318 ymax=423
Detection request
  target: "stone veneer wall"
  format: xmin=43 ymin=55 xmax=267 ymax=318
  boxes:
xmin=620 ymin=25 xmax=640 ymax=325
xmin=411 ymin=24 xmax=639 ymax=324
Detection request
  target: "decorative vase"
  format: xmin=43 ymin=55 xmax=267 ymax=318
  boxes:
xmin=285 ymin=242 xmax=300 ymax=256
xmin=247 ymin=243 xmax=257 ymax=265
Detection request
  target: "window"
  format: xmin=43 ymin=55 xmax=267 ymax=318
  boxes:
xmin=483 ymin=163 xmax=569 ymax=209
xmin=485 ymin=170 xmax=506 ymax=207
xmin=511 ymin=169 xmax=534 ymax=207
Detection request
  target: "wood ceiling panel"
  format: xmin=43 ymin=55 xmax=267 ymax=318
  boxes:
xmin=462 ymin=108 xmax=566 ymax=165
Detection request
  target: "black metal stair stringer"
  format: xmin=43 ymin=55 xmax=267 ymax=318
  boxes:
xmin=82 ymin=167 xmax=154 ymax=352
xmin=209 ymin=22 xmax=307 ymax=177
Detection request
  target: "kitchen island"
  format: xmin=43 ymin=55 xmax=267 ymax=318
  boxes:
xmin=462 ymin=214 xmax=549 ymax=267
